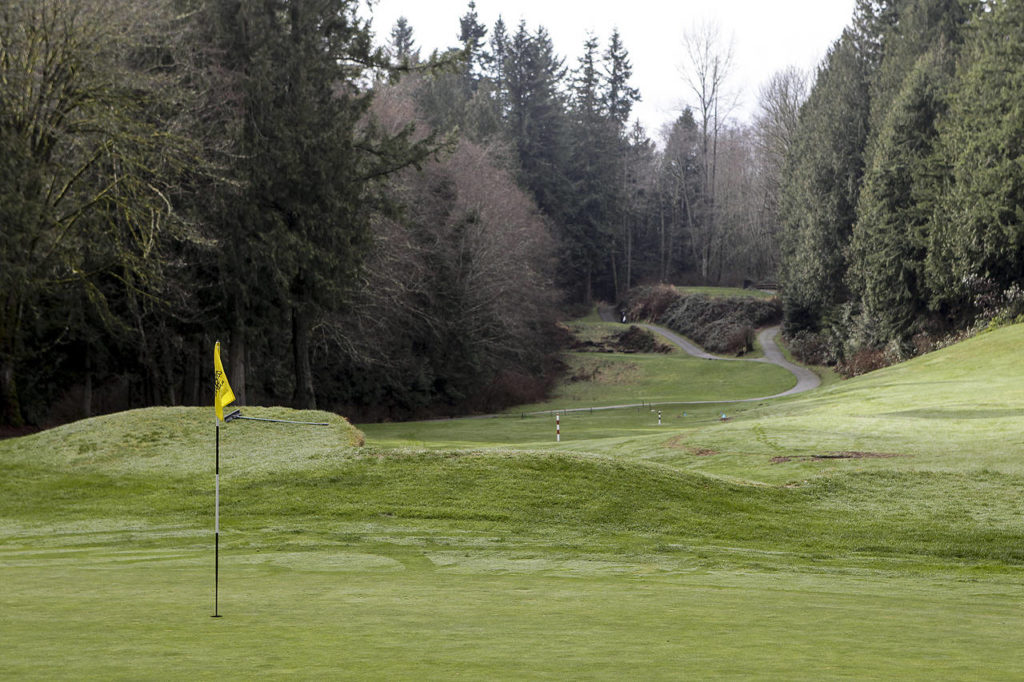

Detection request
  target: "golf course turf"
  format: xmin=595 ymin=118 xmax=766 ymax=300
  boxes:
xmin=2 ymin=321 xmax=1023 ymax=679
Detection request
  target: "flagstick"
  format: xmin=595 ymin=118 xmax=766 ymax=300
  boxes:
xmin=213 ymin=421 xmax=222 ymax=618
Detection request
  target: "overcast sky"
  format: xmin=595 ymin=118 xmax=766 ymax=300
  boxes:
xmin=363 ymin=0 xmax=857 ymax=140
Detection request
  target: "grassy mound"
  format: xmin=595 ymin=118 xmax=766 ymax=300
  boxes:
xmin=4 ymin=399 xmax=1021 ymax=569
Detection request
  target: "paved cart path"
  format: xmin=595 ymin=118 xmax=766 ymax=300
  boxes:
xmin=538 ymin=305 xmax=822 ymax=415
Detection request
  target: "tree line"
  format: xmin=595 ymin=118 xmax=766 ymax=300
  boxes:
xmin=0 ymin=0 xmax=815 ymax=427
xmin=778 ymin=0 xmax=1024 ymax=369
xmin=0 ymin=0 xmax=562 ymax=426
xmin=402 ymin=5 xmax=803 ymax=305
xmin=9 ymin=0 xmax=1015 ymax=426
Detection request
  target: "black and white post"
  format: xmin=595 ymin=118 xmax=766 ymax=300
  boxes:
xmin=213 ymin=421 xmax=222 ymax=618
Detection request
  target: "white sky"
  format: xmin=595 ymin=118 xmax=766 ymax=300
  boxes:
xmin=364 ymin=0 xmax=857 ymax=141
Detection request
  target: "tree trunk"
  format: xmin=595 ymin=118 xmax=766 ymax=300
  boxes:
xmin=610 ymin=251 xmax=620 ymax=303
xmin=584 ymin=262 xmax=593 ymax=307
xmin=82 ymin=348 xmax=92 ymax=418
xmin=625 ymin=216 xmax=633 ymax=291
xmin=291 ymin=302 xmax=316 ymax=410
xmin=0 ymin=358 xmax=23 ymax=427
xmin=229 ymin=315 xmax=247 ymax=406
xmin=183 ymin=336 xmax=200 ymax=406
xmin=160 ymin=329 xmax=176 ymax=405
xmin=659 ymin=204 xmax=667 ymax=281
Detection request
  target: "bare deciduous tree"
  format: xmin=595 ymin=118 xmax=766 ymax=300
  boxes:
xmin=752 ymin=66 xmax=809 ymax=279
xmin=679 ymin=21 xmax=737 ymax=283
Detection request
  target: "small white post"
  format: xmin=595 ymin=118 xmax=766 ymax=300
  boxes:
xmin=658 ymin=410 xmax=662 ymax=425
xmin=556 ymin=414 xmax=561 ymax=442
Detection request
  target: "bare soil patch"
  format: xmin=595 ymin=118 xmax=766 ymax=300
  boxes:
xmin=771 ymin=451 xmax=908 ymax=464
xmin=818 ymin=451 xmax=904 ymax=460
xmin=663 ymin=435 xmax=718 ymax=456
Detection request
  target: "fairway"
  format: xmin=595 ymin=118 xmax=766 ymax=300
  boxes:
xmin=4 ymin=325 xmax=1024 ymax=678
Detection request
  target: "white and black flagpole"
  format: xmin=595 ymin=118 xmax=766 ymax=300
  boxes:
xmin=209 ymin=337 xmax=330 ymax=618
xmin=213 ymin=420 xmax=222 ymax=618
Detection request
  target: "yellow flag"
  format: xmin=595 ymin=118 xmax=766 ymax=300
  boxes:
xmin=214 ymin=341 xmax=236 ymax=422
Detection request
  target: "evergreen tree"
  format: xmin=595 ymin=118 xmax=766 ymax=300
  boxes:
xmin=458 ymin=0 xmax=489 ymax=80
xmin=197 ymin=0 xmax=438 ymax=409
xmin=565 ymin=35 xmax=618 ymax=303
xmin=658 ymin=110 xmax=701 ymax=281
xmin=927 ymin=0 xmax=1024 ymax=322
xmin=778 ymin=28 xmax=872 ymax=334
xmin=504 ymin=23 xmax=572 ymax=222
xmin=390 ymin=16 xmax=418 ymax=64
xmin=603 ymin=29 xmax=641 ymax=129
xmin=849 ymin=46 xmax=954 ymax=344
xmin=489 ymin=17 xmax=510 ymax=118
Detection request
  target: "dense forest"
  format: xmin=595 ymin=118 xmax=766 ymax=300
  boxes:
xmin=780 ymin=0 xmax=1024 ymax=370
xmin=2 ymin=0 xmax=1022 ymax=427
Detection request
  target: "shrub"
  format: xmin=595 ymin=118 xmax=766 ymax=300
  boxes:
xmin=836 ymin=348 xmax=888 ymax=377
xmin=622 ymin=284 xmax=681 ymax=322
xmin=784 ymin=330 xmax=835 ymax=366
xmin=659 ymin=294 xmax=781 ymax=355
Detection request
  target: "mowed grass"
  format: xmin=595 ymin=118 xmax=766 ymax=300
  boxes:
xmin=579 ymin=323 xmax=1024 ymax=484
xmin=4 ymin=325 xmax=1024 ymax=678
xmin=507 ymin=347 xmax=795 ymax=415
xmin=676 ymin=285 xmax=776 ymax=299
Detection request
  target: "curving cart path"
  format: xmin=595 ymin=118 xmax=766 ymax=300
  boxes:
xmin=635 ymin=323 xmax=820 ymax=400
xmin=440 ymin=308 xmax=824 ymax=419
xmin=540 ymin=305 xmax=821 ymax=414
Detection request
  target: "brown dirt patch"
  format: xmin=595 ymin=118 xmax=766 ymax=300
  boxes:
xmin=663 ymin=434 xmax=687 ymax=449
xmin=662 ymin=435 xmax=718 ymax=456
xmin=816 ymin=451 xmax=905 ymax=459
xmin=771 ymin=451 xmax=909 ymax=464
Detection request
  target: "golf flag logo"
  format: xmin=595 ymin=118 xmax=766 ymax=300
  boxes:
xmin=214 ymin=341 xmax=235 ymax=422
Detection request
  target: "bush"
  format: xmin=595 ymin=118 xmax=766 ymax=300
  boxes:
xmin=836 ymin=348 xmax=888 ymax=377
xmin=659 ymin=294 xmax=781 ymax=355
xmin=785 ymin=330 xmax=835 ymax=366
xmin=615 ymin=326 xmax=673 ymax=354
xmin=622 ymin=284 xmax=681 ymax=322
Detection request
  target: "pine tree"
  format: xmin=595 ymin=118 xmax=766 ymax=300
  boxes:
xmin=565 ymin=35 xmax=618 ymax=303
xmin=197 ymin=0 xmax=438 ymax=409
xmin=778 ymin=28 xmax=872 ymax=334
xmin=489 ymin=17 xmax=510 ymax=117
xmin=658 ymin=110 xmax=701 ymax=281
xmin=603 ymin=29 xmax=641 ymax=129
xmin=390 ymin=16 xmax=418 ymax=64
xmin=927 ymin=0 xmax=1024 ymax=322
xmin=601 ymin=29 xmax=642 ymax=298
xmin=849 ymin=46 xmax=954 ymax=344
xmin=458 ymin=1 xmax=489 ymax=83
xmin=504 ymin=23 xmax=571 ymax=219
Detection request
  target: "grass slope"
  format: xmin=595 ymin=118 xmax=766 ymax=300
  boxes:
xmin=505 ymin=320 xmax=795 ymax=413
xmin=4 ymin=327 xmax=1024 ymax=678
xmin=585 ymin=323 xmax=1024 ymax=482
